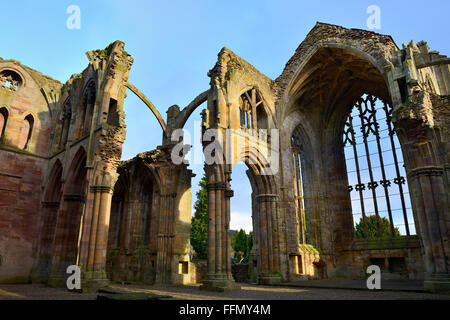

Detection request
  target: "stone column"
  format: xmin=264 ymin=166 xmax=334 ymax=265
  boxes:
xmin=256 ymin=194 xmax=282 ymax=285
xmin=407 ymin=166 xmax=450 ymax=292
xmin=200 ymin=180 xmax=239 ymax=292
xmin=155 ymin=193 xmax=177 ymax=284
xmin=77 ymin=173 xmax=116 ymax=292
xmin=393 ymin=91 xmax=450 ymax=293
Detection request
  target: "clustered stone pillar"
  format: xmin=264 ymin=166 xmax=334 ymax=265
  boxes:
xmin=256 ymin=194 xmax=282 ymax=285
xmin=77 ymin=172 xmax=116 ymax=292
xmin=200 ymin=180 xmax=239 ymax=292
xmin=394 ymin=93 xmax=450 ymax=293
xmin=408 ymin=166 xmax=450 ymax=292
xmin=155 ymin=193 xmax=176 ymax=284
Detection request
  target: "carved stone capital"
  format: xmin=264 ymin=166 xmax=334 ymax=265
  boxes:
xmin=206 ymin=182 xmax=227 ymax=191
xmin=256 ymin=194 xmax=278 ymax=202
xmin=407 ymin=166 xmax=444 ymax=180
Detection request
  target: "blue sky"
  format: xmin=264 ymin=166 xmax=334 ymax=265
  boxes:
xmin=2 ymin=0 xmax=449 ymax=233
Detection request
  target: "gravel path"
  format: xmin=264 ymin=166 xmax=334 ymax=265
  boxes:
xmin=0 ymin=283 xmax=449 ymax=300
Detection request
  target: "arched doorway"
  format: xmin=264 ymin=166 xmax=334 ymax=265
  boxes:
xmin=284 ymin=45 xmax=420 ymax=278
xmin=106 ymin=158 xmax=161 ymax=283
xmin=37 ymin=160 xmax=63 ymax=282
xmin=48 ymin=147 xmax=87 ymax=286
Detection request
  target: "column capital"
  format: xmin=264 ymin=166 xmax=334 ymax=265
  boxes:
xmin=407 ymin=166 xmax=444 ymax=180
xmin=256 ymin=194 xmax=278 ymax=202
xmin=225 ymin=189 xmax=234 ymax=198
xmin=206 ymin=182 xmax=227 ymax=190
xmin=41 ymin=201 xmax=60 ymax=208
xmin=63 ymin=193 xmax=85 ymax=202
xmin=89 ymin=185 xmax=114 ymax=193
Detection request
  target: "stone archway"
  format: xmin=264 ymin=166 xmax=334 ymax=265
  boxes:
xmin=48 ymin=147 xmax=87 ymax=286
xmin=36 ymin=160 xmax=64 ymax=282
xmin=200 ymin=144 xmax=284 ymax=291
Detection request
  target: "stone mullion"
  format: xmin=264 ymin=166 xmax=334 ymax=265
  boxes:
xmin=294 ymin=149 xmax=306 ymax=244
xmin=348 ymin=115 xmax=368 ymax=238
xmin=370 ymin=98 xmax=395 ymax=236
xmin=251 ymin=89 xmax=257 ymax=129
xmin=358 ymin=100 xmax=382 ymax=237
xmin=383 ymin=102 xmax=410 ymax=235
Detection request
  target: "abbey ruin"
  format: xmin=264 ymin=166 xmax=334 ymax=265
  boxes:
xmin=0 ymin=23 xmax=448 ymax=293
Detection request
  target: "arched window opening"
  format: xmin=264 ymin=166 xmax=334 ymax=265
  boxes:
xmin=239 ymin=88 xmax=268 ymax=133
xmin=107 ymin=98 xmax=119 ymax=126
xmin=343 ymin=94 xmax=415 ymax=239
xmin=78 ymin=81 xmax=96 ymax=138
xmin=291 ymin=135 xmax=307 ymax=244
xmin=0 ymin=107 xmax=8 ymax=138
xmin=58 ymin=100 xmax=71 ymax=149
xmin=18 ymin=114 xmax=34 ymax=150
xmin=110 ymin=194 xmax=124 ymax=248
xmin=0 ymin=70 xmax=22 ymax=92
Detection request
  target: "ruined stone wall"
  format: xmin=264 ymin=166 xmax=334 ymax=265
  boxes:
xmin=106 ymin=147 xmax=194 ymax=285
xmin=0 ymin=59 xmax=62 ymax=283
xmin=0 ymin=41 xmax=134 ymax=288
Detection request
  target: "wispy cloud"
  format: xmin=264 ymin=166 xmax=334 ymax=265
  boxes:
xmin=230 ymin=211 xmax=253 ymax=233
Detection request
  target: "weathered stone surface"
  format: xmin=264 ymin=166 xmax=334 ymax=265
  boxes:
xmin=0 ymin=22 xmax=448 ymax=294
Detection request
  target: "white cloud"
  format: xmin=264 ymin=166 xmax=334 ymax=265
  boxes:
xmin=230 ymin=211 xmax=253 ymax=233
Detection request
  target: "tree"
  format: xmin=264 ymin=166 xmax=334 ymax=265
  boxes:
xmin=232 ymin=229 xmax=249 ymax=263
xmin=246 ymin=231 xmax=253 ymax=261
xmin=355 ymin=215 xmax=401 ymax=239
xmin=190 ymin=173 xmax=208 ymax=259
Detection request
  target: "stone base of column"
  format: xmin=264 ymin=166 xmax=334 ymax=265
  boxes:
xmin=258 ymin=274 xmax=282 ymax=285
xmin=200 ymin=273 xmax=241 ymax=292
xmin=424 ymin=273 xmax=450 ymax=293
xmin=47 ymin=275 xmax=67 ymax=288
xmin=80 ymin=270 xmax=110 ymax=293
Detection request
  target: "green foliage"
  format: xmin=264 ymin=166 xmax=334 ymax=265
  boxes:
xmin=190 ymin=173 xmax=208 ymax=259
xmin=232 ymin=229 xmax=253 ymax=263
xmin=246 ymin=231 xmax=253 ymax=261
xmin=355 ymin=215 xmax=401 ymax=239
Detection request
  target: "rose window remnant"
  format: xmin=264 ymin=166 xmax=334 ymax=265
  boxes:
xmin=0 ymin=70 xmax=22 ymax=92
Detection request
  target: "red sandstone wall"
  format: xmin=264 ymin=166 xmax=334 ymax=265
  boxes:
xmin=0 ymin=61 xmax=56 ymax=282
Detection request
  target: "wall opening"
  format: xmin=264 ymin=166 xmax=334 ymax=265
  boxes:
xmin=343 ymin=94 xmax=415 ymax=239
xmin=178 ymin=261 xmax=189 ymax=274
xmin=107 ymin=98 xmax=119 ymax=126
xmin=291 ymin=131 xmax=307 ymax=244
xmin=18 ymin=114 xmax=34 ymax=150
xmin=0 ymin=107 xmax=8 ymax=138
